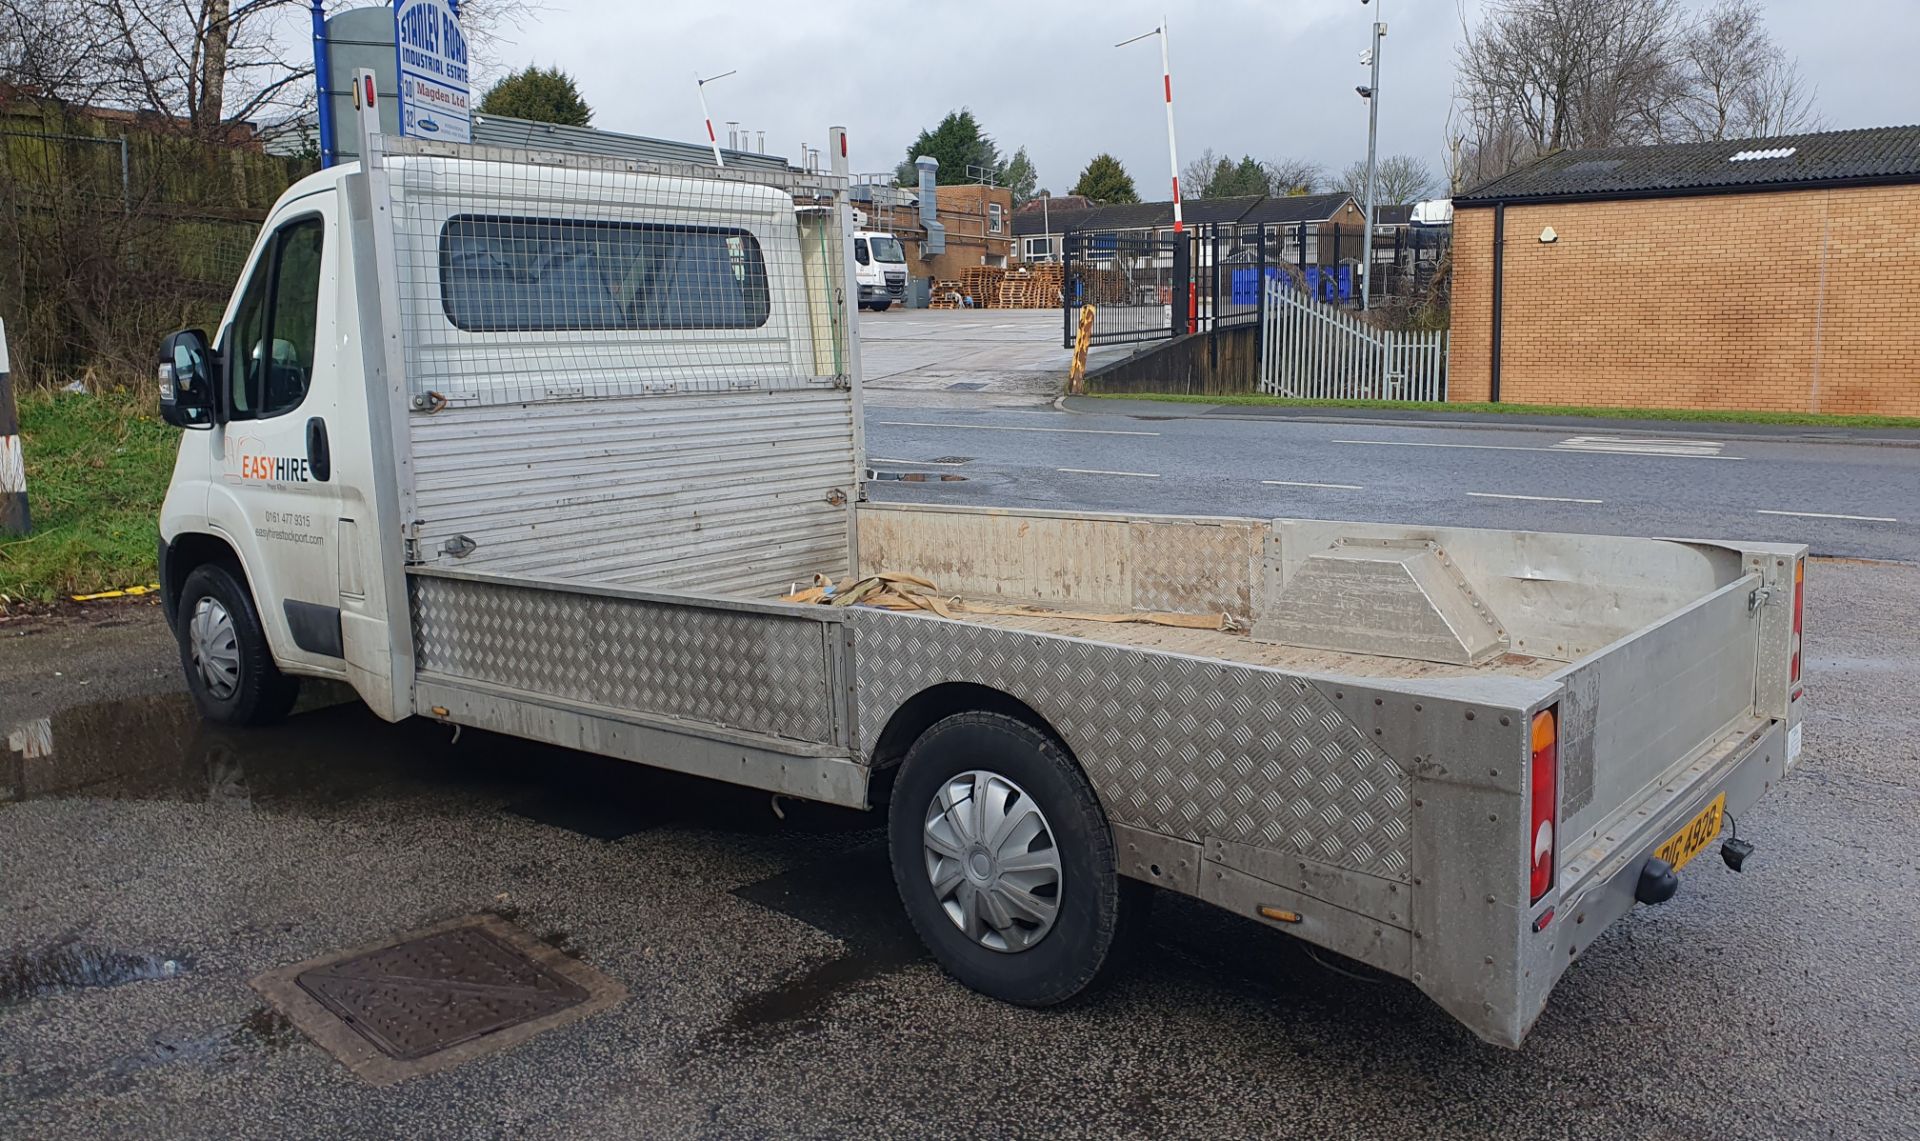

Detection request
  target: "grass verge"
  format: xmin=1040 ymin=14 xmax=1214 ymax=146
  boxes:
xmin=1085 ymin=391 xmax=1920 ymax=430
xmin=1 ymin=390 xmax=177 ymax=603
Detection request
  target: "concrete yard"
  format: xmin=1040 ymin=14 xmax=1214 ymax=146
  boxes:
xmin=858 ymin=307 xmax=1125 ymax=407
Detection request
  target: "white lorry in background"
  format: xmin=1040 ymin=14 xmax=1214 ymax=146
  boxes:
xmin=148 ymin=76 xmax=1807 ymax=1049
xmin=852 ymin=229 xmax=907 ymax=310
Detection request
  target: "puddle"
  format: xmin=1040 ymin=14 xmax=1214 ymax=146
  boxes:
xmin=0 ymin=940 xmax=191 ymax=1005
xmin=869 ymin=471 xmax=969 ymax=483
xmin=0 ymin=693 xmax=588 ymax=813
xmin=697 ymin=843 xmax=925 ymax=1052
xmin=6 ymin=689 xmax=887 ymax=836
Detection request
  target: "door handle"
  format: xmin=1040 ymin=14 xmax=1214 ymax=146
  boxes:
xmin=305 ymin=416 xmax=331 ymax=482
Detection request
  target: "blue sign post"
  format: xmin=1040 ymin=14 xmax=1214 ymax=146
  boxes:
xmin=311 ymin=0 xmax=334 ymax=165
xmin=393 ymin=0 xmax=471 ymax=143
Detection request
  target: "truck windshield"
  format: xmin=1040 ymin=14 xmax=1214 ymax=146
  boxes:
xmin=869 ymin=235 xmax=905 ymax=263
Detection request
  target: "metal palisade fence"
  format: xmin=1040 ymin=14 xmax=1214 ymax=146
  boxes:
xmin=1259 ymin=277 xmax=1448 ymax=402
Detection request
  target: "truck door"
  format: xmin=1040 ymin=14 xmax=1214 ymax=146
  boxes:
xmin=208 ymin=196 xmax=351 ymax=672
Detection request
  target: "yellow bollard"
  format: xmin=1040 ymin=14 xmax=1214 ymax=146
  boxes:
xmin=1066 ymin=304 xmax=1096 ymax=395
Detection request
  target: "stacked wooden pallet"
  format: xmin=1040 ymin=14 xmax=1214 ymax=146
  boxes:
xmin=928 ymin=280 xmax=965 ymax=309
xmin=1022 ymin=263 xmax=1065 ymax=308
xmin=995 ymin=274 xmax=1034 ymax=308
xmin=960 ymin=266 xmax=1004 ymax=308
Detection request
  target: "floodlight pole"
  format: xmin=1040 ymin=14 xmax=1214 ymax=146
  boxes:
xmin=695 ymin=70 xmax=736 ymax=168
xmin=1360 ymin=1 xmax=1384 ymax=310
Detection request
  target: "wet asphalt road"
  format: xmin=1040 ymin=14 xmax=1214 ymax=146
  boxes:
xmin=2 ymin=559 xmax=1917 ymax=1139
xmin=861 ymin=403 xmax=1920 ymax=563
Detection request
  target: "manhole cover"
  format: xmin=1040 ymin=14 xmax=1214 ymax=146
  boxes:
xmin=945 ymin=381 xmax=988 ymax=391
xmin=252 ymin=916 xmax=625 ymax=1085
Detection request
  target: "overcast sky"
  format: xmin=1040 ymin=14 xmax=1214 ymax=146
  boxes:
xmin=474 ymin=0 xmax=1918 ymax=197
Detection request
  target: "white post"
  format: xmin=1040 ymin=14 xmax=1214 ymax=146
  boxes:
xmin=0 ymin=317 xmax=27 ymax=535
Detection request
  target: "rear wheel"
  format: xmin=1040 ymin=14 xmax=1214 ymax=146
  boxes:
xmin=888 ymin=711 xmax=1127 ymax=1006
xmin=175 ymin=563 xmax=299 ymax=726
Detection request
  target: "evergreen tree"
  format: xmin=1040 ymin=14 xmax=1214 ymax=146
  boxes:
xmin=895 ymin=110 xmax=1000 ymax=186
xmin=996 ymin=147 xmax=1039 ymax=204
xmin=478 ymin=65 xmax=593 ymax=127
xmin=1071 ymin=154 xmax=1139 ymax=204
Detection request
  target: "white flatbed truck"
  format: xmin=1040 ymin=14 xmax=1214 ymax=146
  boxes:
xmin=151 ymin=78 xmax=1806 ymax=1048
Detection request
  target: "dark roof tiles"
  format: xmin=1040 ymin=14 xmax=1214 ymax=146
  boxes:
xmin=1456 ymin=125 xmax=1920 ymax=204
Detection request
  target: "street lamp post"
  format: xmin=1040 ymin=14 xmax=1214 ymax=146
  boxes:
xmin=1359 ymin=1 xmax=1385 ymax=310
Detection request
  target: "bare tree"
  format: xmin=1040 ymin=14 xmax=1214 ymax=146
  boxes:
xmin=1262 ymin=156 xmax=1324 ymax=195
xmin=0 ymin=0 xmax=115 ymax=105
xmin=1180 ymin=147 xmax=1221 ymax=200
xmin=1453 ymin=0 xmax=1822 ymax=187
xmin=1670 ymin=0 xmax=1820 ymax=141
xmin=2 ymin=0 xmax=531 ymax=140
xmin=1334 ymin=155 xmax=1439 ymax=205
xmin=1457 ymin=0 xmax=1683 ymax=155
xmin=1737 ymin=53 xmax=1820 ymax=138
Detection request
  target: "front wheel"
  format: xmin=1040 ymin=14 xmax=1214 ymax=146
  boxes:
xmin=175 ymin=563 xmax=300 ymax=726
xmin=888 ymin=711 xmax=1128 ymax=1006
xmin=868 ymin=299 xmax=892 ymax=312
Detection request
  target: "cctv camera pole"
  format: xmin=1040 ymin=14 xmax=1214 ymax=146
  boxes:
xmin=1359 ymin=2 xmax=1384 ymax=310
xmin=695 ymin=70 xmax=736 ymax=168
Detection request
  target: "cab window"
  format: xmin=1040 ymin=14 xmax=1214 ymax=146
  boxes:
xmin=224 ymin=216 xmax=324 ymax=421
xmin=853 ymin=237 xmax=870 ymax=266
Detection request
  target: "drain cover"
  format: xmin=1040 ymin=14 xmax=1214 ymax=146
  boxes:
xmin=295 ymin=926 xmax=587 ymax=1060
xmin=252 ymin=916 xmax=625 ymax=1085
xmin=927 ymin=456 xmax=973 ymax=465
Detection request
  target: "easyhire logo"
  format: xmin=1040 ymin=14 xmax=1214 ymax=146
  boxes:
xmin=230 ymin=448 xmax=311 ymax=483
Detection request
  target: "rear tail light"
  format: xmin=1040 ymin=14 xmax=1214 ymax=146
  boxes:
xmin=1529 ymin=707 xmax=1558 ymax=904
xmin=1790 ymin=559 xmax=1805 ymax=685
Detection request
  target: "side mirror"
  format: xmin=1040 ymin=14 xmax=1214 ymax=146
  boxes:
xmin=158 ymin=329 xmax=215 ymax=429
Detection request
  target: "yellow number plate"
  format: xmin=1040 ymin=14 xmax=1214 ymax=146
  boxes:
xmin=1653 ymin=792 xmax=1726 ymax=873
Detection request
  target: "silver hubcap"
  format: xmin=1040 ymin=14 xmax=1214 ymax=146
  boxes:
xmin=188 ymin=596 xmax=241 ymax=700
xmin=922 ymin=770 xmax=1062 ymax=953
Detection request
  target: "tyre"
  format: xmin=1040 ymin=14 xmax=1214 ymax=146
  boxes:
xmin=174 ymin=563 xmax=300 ymax=726
xmin=870 ymin=298 xmax=892 ymax=312
xmin=888 ymin=711 xmax=1127 ymax=1006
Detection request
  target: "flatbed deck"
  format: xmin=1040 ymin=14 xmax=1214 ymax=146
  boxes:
xmin=940 ymin=608 xmax=1568 ymax=681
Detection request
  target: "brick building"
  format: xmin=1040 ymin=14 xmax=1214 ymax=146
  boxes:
xmin=853 ymin=180 xmax=1016 ymax=283
xmin=1450 ymin=126 xmax=1920 ymax=416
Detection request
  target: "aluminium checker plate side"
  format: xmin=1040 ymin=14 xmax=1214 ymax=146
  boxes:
xmin=849 ymin=608 xmax=1414 ymax=884
xmin=411 ymin=572 xmax=842 ymax=745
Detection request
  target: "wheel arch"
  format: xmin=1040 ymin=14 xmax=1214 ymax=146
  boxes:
xmin=160 ymin=530 xmax=247 ymax=627
xmin=866 ymin=682 xmax=1082 ymax=809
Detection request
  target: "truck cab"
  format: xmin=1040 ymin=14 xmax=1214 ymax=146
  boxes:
xmin=852 ymin=229 xmax=906 ymax=310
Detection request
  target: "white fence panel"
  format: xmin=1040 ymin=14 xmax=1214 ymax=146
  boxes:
xmin=1259 ymin=279 xmax=1448 ymax=402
